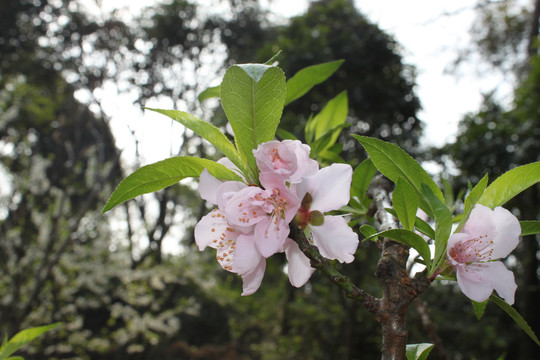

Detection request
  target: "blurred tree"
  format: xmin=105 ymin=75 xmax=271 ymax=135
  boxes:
xmin=441 ymin=1 xmax=540 ymax=358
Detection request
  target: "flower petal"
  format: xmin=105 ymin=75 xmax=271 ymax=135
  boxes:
xmin=456 ymin=261 xmax=517 ymax=304
xmin=491 ymin=206 xmax=521 ymax=259
xmin=240 ymin=258 xmax=266 ymax=296
xmin=284 ymin=239 xmax=315 ymax=287
xmin=198 ymin=169 xmax=222 ymax=205
xmin=462 ymin=204 xmax=497 ymax=241
xmin=254 ymin=216 xmax=289 ymax=257
xmin=305 ymin=164 xmax=353 ymax=212
xmin=310 ymin=215 xmax=359 ymax=263
xmin=194 ymin=209 xmax=229 ymax=251
xmin=233 ymin=233 xmax=264 ymax=275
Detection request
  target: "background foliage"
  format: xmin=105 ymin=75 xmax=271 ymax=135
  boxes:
xmin=0 ymin=0 xmax=538 ymax=359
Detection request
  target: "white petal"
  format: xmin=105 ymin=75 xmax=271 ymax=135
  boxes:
xmin=233 ymin=234 xmax=264 ymax=275
xmin=284 ymin=239 xmax=315 ymax=287
xmin=198 ymin=169 xmax=222 ymax=205
xmin=240 ymin=258 xmax=266 ymax=296
xmin=308 ymin=164 xmax=352 ymax=212
xmin=456 ymin=261 xmax=517 ymax=305
xmin=254 ymin=217 xmax=288 ymax=258
xmin=194 ymin=209 xmax=229 ymax=251
xmin=484 ymin=261 xmax=517 ymax=305
xmin=491 ymin=206 xmax=521 ymax=259
xmin=310 ymin=216 xmax=358 ymax=263
xmin=462 ymin=204 xmax=497 ymax=241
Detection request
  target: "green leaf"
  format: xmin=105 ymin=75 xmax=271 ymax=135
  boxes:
xmin=368 ymin=229 xmax=431 ymax=274
xmin=221 ymin=64 xmax=286 ymax=178
xmin=0 ymin=323 xmax=60 ymax=360
xmin=479 ymin=162 xmax=540 ymax=209
xmin=264 ymin=50 xmax=282 ymax=65
xmin=285 ymin=59 xmax=344 ymax=105
xmin=456 ymin=174 xmax=489 ymax=232
xmin=197 ymin=85 xmax=221 ymax=103
xmin=350 ymin=158 xmax=377 ymax=210
xmin=414 ymin=216 xmax=436 ymax=240
xmin=359 ymin=224 xmax=377 ymax=239
xmin=520 ymin=221 xmax=540 ymax=236
xmin=353 ymin=135 xmax=444 ymax=218
xmin=406 ymin=343 xmax=434 ymax=360
xmin=309 ymin=123 xmax=351 ymax=156
xmin=102 ymin=157 xmax=242 ymax=213
xmin=305 ymin=91 xmax=348 ymax=145
xmin=472 ymin=299 xmax=488 ymax=320
xmin=145 ymin=108 xmax=246 ymax=173
xmin=421 ymin=184 xmax=452 ymax=276
xmin=393 ymin=178 xmax=419 ymax=231
xmin=275 ymin=128 xmax=298 ymax=140
xmin=490 ymin=295 xmax=540 ymax=347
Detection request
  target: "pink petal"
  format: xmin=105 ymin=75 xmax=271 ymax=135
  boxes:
xmin=233 ymin=234 xmax=264 ymax=275
xmin=240 ymin=258 xmax=266 ymax=296
xmin=305 ymin=164 xmax=353 ymax=213
xmin=462 ymin=204 xmax=497 ymax=241
xmin=198 ymin=169 xmax=222 ymax=205
xmin=491 ymin=206 xmax=521 ymax=259
xmin=194 ymin=209 xmax=229 ymax=251
xmin=224 ymin=186 xmax=266 ymax=228
xmin=310 ymin=216 xmax=359 ymax=263
xmin=254 ymin=216 xmax=289 ymax=258
xmin=216 ymin=181 xmax=247 ymax=210
xmin=456 ymin=261 xmax=517 ymax=304
xmin=284 ymin=239 xmax=315 ymax=287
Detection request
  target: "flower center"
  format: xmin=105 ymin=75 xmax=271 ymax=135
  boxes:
xmin=215 ymin=225 xmax=237 ymax=272
xmin=449 ymin=234 xmax=494 ymax=264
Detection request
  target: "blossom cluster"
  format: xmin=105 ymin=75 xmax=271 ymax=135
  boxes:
xmin=194 ymin=140 xmax=359 ymax=295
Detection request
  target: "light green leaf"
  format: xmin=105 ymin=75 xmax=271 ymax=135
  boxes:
xmin=490 ymin=295 xmax=540 ymax=347
xmin=353 ymin=135 xmax=444 ymax=218
xmin=221 ymin=64 xmax=286 ymax=178
xmin=456 ymin=174 xmax=489 ymax=232
xmin=309 ymin=123 xmax=351 ymax=156
xmin=472 ymin=299 xmax=488 ymax=320
xmin=367 ymin=229 xmax=431 ymax=274
xmin=479 ymin=162 xmax=540 ymax=209
xmin=359 ymin=224 xmax=377 ymax=239
xmin=264 ymin=50 xmax=282 ymax=65
xmin=421 ymin=184 xmax=452 ymax=276
xmin=406 ymin=343 xmax=435 ymax=360
xmin=197 ymin=85 xmax=221 ymax=103
xmin=520 ymin=221 xmax=540 ymax=236
xmin=305 ymin=91 xmax=348 ymax=145
xmin=102 ymin=157 xmax=242 ymax=213
xmin=393 ymin=178 xmax=419 ymax=231
xmin=285 ymin=59 xmax=344 ymax=105
xmin=0 ymin=323 xmax=60 ymax=360
xmin=145 ymin=108 xmax=246 ymax=173
xmin=350 ymin=158 xmax=377 ymax=210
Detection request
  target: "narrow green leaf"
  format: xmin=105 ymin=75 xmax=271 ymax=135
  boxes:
xmin=479 ymin=162 xmax=540 ymax=209
xmin=264 ymin=50 xmax=282 ymax=65
xmin=456 ymin=174 xmax=489 ymax=232
xmin=103 ymin=157 xmax=242 ymax=213
xmin=309 ymin=123 xmax=351 ymax=156
xmin=197 ymin=85 xmax=221 ymax=103
xmin=351 ymin=159 xmax=377 ymax=200
xmin=414 ymin=216 xmax=436 ymax=240
xmin=353 ymin=135 xmax=444 ymax=218
xmin=145 ymin=108 xmax=246 ymax=173
xmin=490 ymin=295 xmax=540 ymax=347
xmin=285 ymin=59 xmax=344 ymax=105
xmin=370 ymin=229 xmax=431 ymax=273
xmin=520 ymin=221 xmax=540 ymax=236
xmin=359 ymin=224 xmax=377 ymax=239
xmin=305 ymin=91 xmax=348 ymax=147
xmin=406 ymin=343 xmax=435 ymax=360
xmin=221 ymin=64 xmax=286 ymax=177
xmin=393 ymin=178 xmax=419 ymax=231
xmin=471 ymin=299 xmax=488 ymax=320
xmin=421 ymin=184 xmax=452 ymax=276
xmin=6 ymin=356 xmax=24 ymax=360
xmin=275 ymin=128 xmax=298 ymax=140
xmin=0 ymin=323 xmax=60 ymax=360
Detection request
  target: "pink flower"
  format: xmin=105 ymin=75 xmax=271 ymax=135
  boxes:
xmin=283 ymin=238 xmax=316 ymax=287
xmin=195 ymin=209 xmax=265 ymax=295
xmin=224 ymin=173 xmax=300 ymax=257
xmin=295 ymin=164 xmax=359 ymax=264
xmin=447 ymin=204 xmax=521 ymax=305
xmin=253 ymin=140 xmax=318 ymax=183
